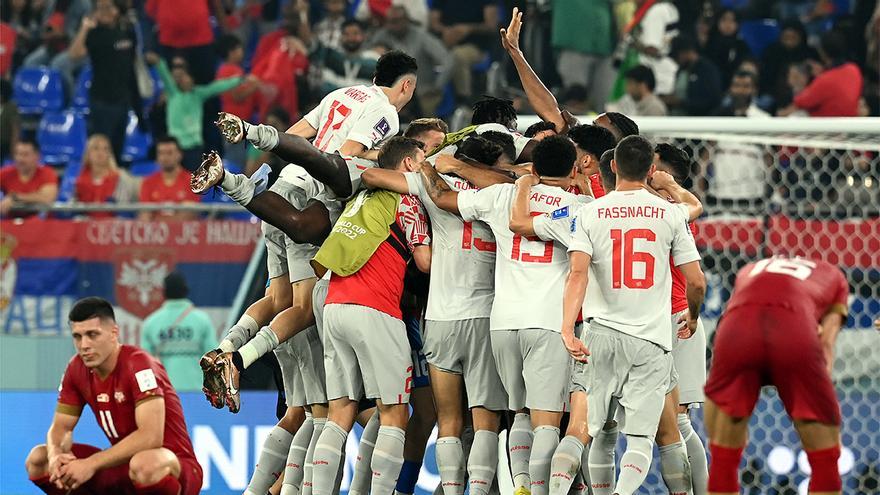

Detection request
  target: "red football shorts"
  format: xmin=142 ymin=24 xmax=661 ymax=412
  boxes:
xmin=704 ymin=305 xmax=841 ymax=425
xmin=61 ymin=444 xmax=202 ymax=495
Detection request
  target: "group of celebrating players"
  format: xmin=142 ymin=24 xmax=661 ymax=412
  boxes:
xmin=26 ymin=8 xmax=852 ymax=495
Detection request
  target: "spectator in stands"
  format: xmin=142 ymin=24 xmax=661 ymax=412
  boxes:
xmin=313 ymin=0 xmax=349 ymax=51
xmin=0 ymin=80 xmax=19 ymax=163
xmin=216 ymin=34 xmax=260 ymax=167
xmin=703 ymin=8 xmax=752 ymax=88
xmin=146 ymin=0 xmax=227 ymax=85
xmin=74 ymin=134 xmax=140 ymax=217
xmin=251 ymin=7 xmax=310 ymax=120
xmin=1 ymin=0 xmax=42 ymax=70
xmin=608 ymin=64 xmax=668 ymax=116
xmin=631 ymin=0 xmax=680 ymax=96
xmin=714 ymin=70 xmax=770 ymax=118
xmin=0 ymin=21 xmax=16 ymax=77
xmin=759 ymin=20 xmax=818 ymax=102
xmin=370 ymin=6 xmax=453 ymax=115
xmin=355 ymin=0 xmax=430 ymax=28
xmin=315 ymin=19 xmax=379 ymax=95
xmin=779 ymin=30 xmax=864 ymax=117
xmin=430 ymin=0 xmax=499 ymax=103
xmin=523 ymin=121 xmax=557 ymax=140
xmin=0 ymin=140 xmax=58 ymax=218
xmin=68 ymin=0 xmax=139 ymax=162
xmin=560 ymin=84 xmax=591 ymax=116
xmin=551 ymin=0 xmax=614 ymax=112
xmin=665 ymin=34 xmax=722 ymax=116
xmin=138 ymin=136 xmax=201 ymax=221
xmin=147 ymin=52 xmax=245 ymax=171
xmin=141 ymin=272 xmax=218 ymax=392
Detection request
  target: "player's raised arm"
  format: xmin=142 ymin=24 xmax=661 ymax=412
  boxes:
xmin=500 ymin=7 xmax=567 ymax=133
xmin=361 ymin=167 xmax=411 ymax=194
xmin=509 ymin=174 xmax=539 ymax=236
xmin=285 ymin=117 xmax=319 ymax=139
xmin=434 ymin=154 xmax=514 ymax=188
xmin=419 ymin=158 xmax=460 ymax=214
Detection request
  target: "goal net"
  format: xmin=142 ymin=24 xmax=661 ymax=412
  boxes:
xmin=525 ymin=116 xmax=880 ymax=494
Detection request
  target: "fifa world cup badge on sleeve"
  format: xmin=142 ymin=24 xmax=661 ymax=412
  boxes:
xmin=135 ymin=369 xmax=158 ymax=392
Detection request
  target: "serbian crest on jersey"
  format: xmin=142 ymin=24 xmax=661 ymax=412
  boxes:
xmin=114 ymin=248 xmax=174 ymax=318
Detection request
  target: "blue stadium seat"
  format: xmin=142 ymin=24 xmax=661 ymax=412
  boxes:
xmin=72 ymin=65 xmax=92 ymax=113
xmin=739 ymin=19 xmax=781 ymax=58
xmin=121 ymin=112 xmax=152 ymax=162
xmin=56 ymin=160 xmax=82 ymax=203
xmin=12 ymin=67 xmax=65 ymax=115
xmin=129 ymin=160 xmax=158 ymax=177
xmin=37 ymin=111 xmax=88 ymax=165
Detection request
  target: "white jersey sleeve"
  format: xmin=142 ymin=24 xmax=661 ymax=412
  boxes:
xmin=533 ymin=201 xmax=589 ymax=247
xmin=304 ymin=97 xmax=327 ymax=129
xmin=346 ymin=99 xmax=399 ymax=149
xmin=457 ymin=185 xmax=506 ymax=224
xmin=670 ymin=205 xmax=701 ymax=266
xmin=474 ymin=123 xmax=532 ymax=160
xmin=310 ymin=85 xmax=400 ymax=153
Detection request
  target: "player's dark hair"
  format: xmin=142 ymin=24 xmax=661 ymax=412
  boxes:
xmin=266 ymin=106 xmax=292 ymax=127
xmin=155 ymin=135 xmax=181 ymax=151
xmin=342 ymin=19 xmax=365 ymax=31
xmin=614 ymin=135 xmax=655 ymax=181
xmin=470 ymin=96 xmax=517 ymax=128
xmin=568 ymin=124 xmax=616 ymax=160
xmin=524 ymin=120 xmax=556 ymax=138
xmin=655 ymin=142 xmax=692 ymax=184
xmin=599 ymin=149 xmax=616 ymax=192
xmin=16 ymin=137 xmax=40 ymax=152
xmin=479 ymin=130 xmax=516 ymax=163
xmin=532 ymin=135 xmax=576 ymax=178
xmin=164 ymin=272 xmax=189 ymax=299
xmin=69 ymin=297 xmax=116 ymax=323
xmin=373 ymin=50 xmax=418 ymax=87
xmin=378 ymin=136 xmax=424 ymax=170
xmin=624 ymin=64 xmax=656 ymax=92
xmin=670 ymin=34 xmax=698 ymax=57
xmin=454 ymin=136 xmax=504 ymax=166
xmin=404 ymin=118 xmax=449 ymax=139
xmin=217 ymin=33 xmax=243 ymax=59
xmin=605 ymin=112 xmax=639 ymax=141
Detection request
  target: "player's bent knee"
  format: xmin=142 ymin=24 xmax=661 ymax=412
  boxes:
xmin=129 ymin=449 xmax=179 ymax=486
xmin=25 ymin=444 xmax=49 ymax=477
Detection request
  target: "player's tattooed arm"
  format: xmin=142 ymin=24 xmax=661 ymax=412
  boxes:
xmin=677 ymin=261 xmax=707 ymax=339
xmin=649 ymin=171 xmax=703 ymax=221
xmin=362 ymin=168 xmax=409 ymax=194
xmin=435 ymin=154 xmax=514 ymax=188
xmin=420 ymin=161 xmax=460 ymax=215
xmin=562 ymin=251 xmax=592 ymax=362
xmin=509 ymin=174 xmax=539 ymax=236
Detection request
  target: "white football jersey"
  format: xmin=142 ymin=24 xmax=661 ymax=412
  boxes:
xmin=458 ymin=183 xmax=581 ymax=332
xmin=405 ymin=172 xmax=496 ymax=321
xmin=569 ymin=189 xmax=700 ymax=350
xmin=532 ymin=199 xmax=593 ymax=248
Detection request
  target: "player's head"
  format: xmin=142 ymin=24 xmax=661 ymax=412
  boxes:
xmin=164 ymin=272 xmax=189 ymax=300
xmin=471 ymin=96 xmax=517 ymax=130
xmin=155 ymin=136 xmax=183 ymax=172
xmin=479 ymin=130 xmax=516 ymax=165
xmin=612 ymin=135 xmax=655 ymax=182
xmin=341 ymin=19 xmax=366 ymax=53
xmin=568 ymin=124 xmax=616 ymax=176
xmin=654 ymin=143 xmax=691 ymax=185
xmin=404 ymin=118 xmax=448 ymax=152
xmin=524 ymin=121 xmax=557 ymax=140
xmin=373 ymin=50 xmax=418 ymax=110
xmin=454 ymin=136 xmax=504 ymax=167
xmin=532 ymin=135 xmax=577 ymax=179
xmin=378 ymin=136 xmax=425 ymax=171
xmin=68 ymin=297 xmax=119 ymax=369
xmin=599 ymin=149 xmax=616 ymax=192
xmin=592 ymin=112 xmax=638 ymax=143
xmin=624 ymin=64 xmax=656 ymax=100
xmin=218 ymin=33 xmax=244 ymax=63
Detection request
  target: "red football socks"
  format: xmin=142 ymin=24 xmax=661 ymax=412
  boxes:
xmin=707 ymin=443 xmax=743 ymax=493
xmin=806 ymin=445 xmax=842 ymax=492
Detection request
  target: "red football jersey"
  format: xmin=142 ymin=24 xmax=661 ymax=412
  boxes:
xmin=669 ymin=222 xmax=696 ymax=314
xmin=726 ymin=257 xmax=849 ymax=323
xmin=57 ymin=345 xmax=197 ymax=461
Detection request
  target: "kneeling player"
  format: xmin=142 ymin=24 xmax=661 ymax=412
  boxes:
xmin=704 ymin=256 xmax=849 ymax=495
xmin=26 ymin=297 xmax=202 ymax=495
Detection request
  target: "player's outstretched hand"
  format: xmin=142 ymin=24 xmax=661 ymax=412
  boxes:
xmin=562 ymin=330 xmax=590 ymax=363
xmin=515 ymin=173 xmax=540 ymax=189
xmin=500 ymin=7 xmax=523 ymax=53
xmin=677 ymin=313 xmax=697 ymax=339
xmin=59 ymin=457 xmax=96 ymax=490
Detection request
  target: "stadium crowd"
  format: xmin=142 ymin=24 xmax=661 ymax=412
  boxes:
xmin=1 ymin=0 xmax=878 ymax=220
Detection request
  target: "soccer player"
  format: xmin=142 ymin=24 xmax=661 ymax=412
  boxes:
xmin=417 ymin=135 xmax=584 ymax=495
xmin=561 ymin=135 xmax=706 ymax=495
xmin=704 ymin=256 xmax=849 ymax=495
xmin=361 ymin=135 xmax=510 ymax=495
xmin=25 ymin=297 xmax=202 ymax=495
xmin=309 ymin=137 xmax=431 ymax=495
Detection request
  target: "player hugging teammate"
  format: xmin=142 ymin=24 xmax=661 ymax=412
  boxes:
xmin=28 ymin=8 xmax=852 ymax=495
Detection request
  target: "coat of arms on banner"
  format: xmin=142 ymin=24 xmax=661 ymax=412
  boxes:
xmin=0 ymin=233 xmax=17 ymax=311
xmin=113 ymin=248 xmax=174 ymax=318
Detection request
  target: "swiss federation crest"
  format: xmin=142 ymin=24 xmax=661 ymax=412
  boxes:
xmin=113 ymin=248 xmax=174 ymax=318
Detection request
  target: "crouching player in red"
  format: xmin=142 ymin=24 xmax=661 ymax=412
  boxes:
xmin=26 ymin=297 xmax=202 ymax=495
xmin=704 ymin=256 xmax=849 ymax=495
